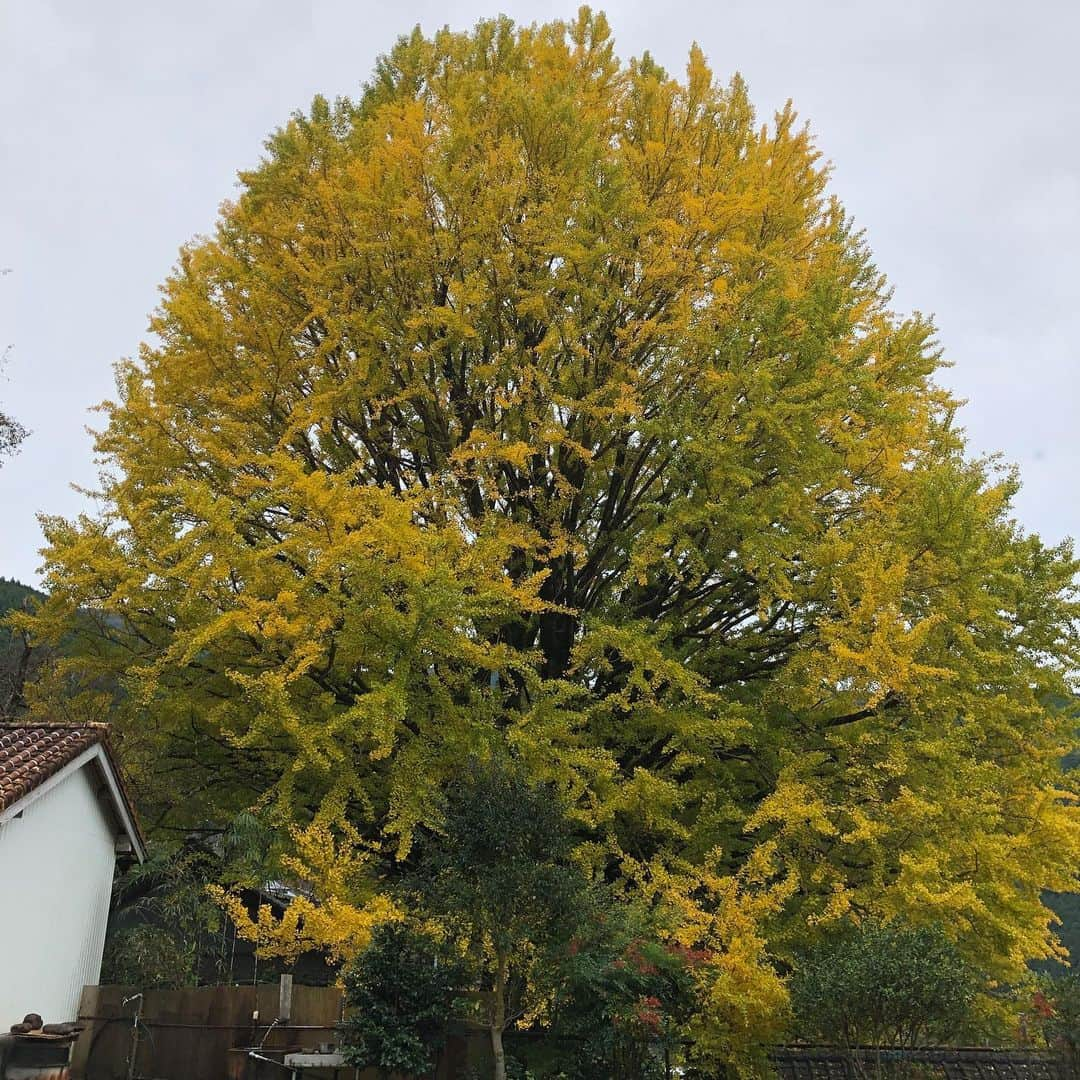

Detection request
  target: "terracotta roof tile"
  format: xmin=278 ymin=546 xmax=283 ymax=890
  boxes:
xmin=0 ymin=723 xmax=125 ymax=819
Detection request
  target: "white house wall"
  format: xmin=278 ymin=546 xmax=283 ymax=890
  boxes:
xmin=0 ymin=763 xmax=117 ymax=1025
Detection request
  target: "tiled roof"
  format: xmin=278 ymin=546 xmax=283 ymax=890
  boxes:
xmin=0 ymin=722 xmax=146 ymax=858
xmin=0 ymin=723 xmax=113 ymax=813
xmin=0 ymin=722 xmax=136 ymax=820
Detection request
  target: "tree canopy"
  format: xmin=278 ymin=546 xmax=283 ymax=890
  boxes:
xmin=0 ymin=409 xmax=25 ymax=462
xmin=23 ymin=7 xmax=1080 ymax=1053
xmin=0 ymin=269 xmax=26 ymax=465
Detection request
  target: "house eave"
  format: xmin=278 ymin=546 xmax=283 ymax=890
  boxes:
xmin=0 ymin=744 xmax=146 ymax=862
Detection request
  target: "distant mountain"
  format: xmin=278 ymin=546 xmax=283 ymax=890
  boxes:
xmin=0 ymin=577 xmax=43 ymax=640
xmin=0 ymin=576 xmax=42 ymax=606
xmin=0 ymin=577 xmax=44 ymax=714
xmin=1042 ymin=892 xmax=1080 ymax=972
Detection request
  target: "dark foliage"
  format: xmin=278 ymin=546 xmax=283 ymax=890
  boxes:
xmin=407 ymin=756 xmax=586 ymax=960
xmin=101 ymin=814 xmax=299 ymax=989
xmin=789 ymin=919 xmax=979 ymax=1056
xmin=525 ymin=899 xmax=698 ymax=1080
xmin=0 ymin=407 xmax=26 ymax=461
xmin=1032 ymin=971 xmax=1080 ymax=1066
xmin=406 ymin=754 xmax=590 ymax=1080
xmin=339 ymin=921 xmax=468 ymax=1078
xmin=100 ymin=843 xmax=226 ymax=989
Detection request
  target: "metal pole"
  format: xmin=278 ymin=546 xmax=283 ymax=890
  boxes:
xmin=122 ymin=993 xmax=144 ymax=1080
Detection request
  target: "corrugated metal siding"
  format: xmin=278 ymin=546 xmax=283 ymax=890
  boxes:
xmin=0 ymin=763 xmax=117 ymax=1026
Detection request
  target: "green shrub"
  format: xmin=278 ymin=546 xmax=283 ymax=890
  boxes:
xmin=1032 ymin=971 xmax=1080 ymax=1069
xmin=100 ymin=843 xmax=224 ymax=989
xmin=339 ymin=921 xmax=467 ymax=1079
xmin=790 ymin=919 xmax=979 ymax=1060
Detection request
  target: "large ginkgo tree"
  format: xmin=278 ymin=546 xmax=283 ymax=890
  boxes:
xmin=25 ymin=8 xmax=1080 ymax=1053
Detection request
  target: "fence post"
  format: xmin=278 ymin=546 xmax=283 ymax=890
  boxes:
xmin=278 ymin=974 xmax=293 ymax=1024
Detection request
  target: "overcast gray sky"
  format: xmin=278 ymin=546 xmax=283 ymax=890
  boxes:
xmin=2 ymin=0 xmax=1078 ymax=587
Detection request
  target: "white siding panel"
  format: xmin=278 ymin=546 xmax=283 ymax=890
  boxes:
xmin=0 ymin=764 xmax=117 ymax=1025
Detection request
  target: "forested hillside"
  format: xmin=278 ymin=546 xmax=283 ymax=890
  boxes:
xmin=0 ymin=576 xmax=41 ymax=626
xmin=0 ymin=576 xmax=44 ymax=713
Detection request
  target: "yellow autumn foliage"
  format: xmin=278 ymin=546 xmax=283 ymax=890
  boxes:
xmin=209 ymin=818 xmax=402 ymax=963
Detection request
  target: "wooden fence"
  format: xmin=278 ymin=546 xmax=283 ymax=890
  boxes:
xmin=771 ymin=1047 xmax=1068 ymax=1080
xmin=73 ymin=996 xmax=1071 ymax=1080
xmin=70 ymin=982 xmax=473 ymax=1080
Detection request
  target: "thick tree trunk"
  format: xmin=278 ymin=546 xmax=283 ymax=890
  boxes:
xmin=1 ymin=629 xmax=33 ymax=714
xmin=490 ymin=1023 xmax=506 ymax=1080
xmin=490 ymin=954 xmax=508 ymax=1080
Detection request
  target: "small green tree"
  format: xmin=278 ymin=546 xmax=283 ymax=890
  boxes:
xmin=539 ymin=898 xmax=699 ymax=1080
xmin=339 ymin=922 xmax=467 ymax=1079
xmin=408 ymin=756 xmax=587 ymax=1080
xmin=789 ymin=919 xmax=979 ymax=1076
